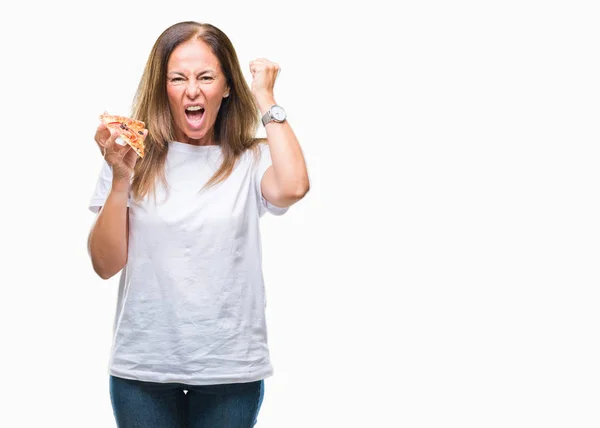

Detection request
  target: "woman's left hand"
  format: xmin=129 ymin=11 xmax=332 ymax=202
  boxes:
xmin=249 ymin=58 xmax=280 ymax=105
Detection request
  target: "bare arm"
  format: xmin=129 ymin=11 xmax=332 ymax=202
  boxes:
xmin=259 ymin=116 xmax=309 ymax=208
xmin=88 ymin=121 xmax=142 ymax=279
xmin=250 ymin=59 xmax=310 ymax=208
xmin=88 ymin=179 xmax=130 ymax=280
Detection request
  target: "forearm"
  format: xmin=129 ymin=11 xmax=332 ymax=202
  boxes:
xmin=257 ymin=97 xmax=310 ymax=197
xmin=88 ymin=180 xmax=130 ymax=279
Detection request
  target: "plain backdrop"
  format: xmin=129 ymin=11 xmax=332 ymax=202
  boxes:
xmin=0 ymin=0 xmax=599 ymax=427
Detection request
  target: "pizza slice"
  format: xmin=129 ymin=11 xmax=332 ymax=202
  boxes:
xmin=100 ymin=113 xmax=147 ymax=158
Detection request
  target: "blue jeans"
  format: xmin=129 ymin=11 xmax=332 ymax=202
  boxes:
xmin=109 ymin=375 xmax=264 ymax=428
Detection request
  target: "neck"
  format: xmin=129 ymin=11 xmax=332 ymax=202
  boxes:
xmin=175 ymin=129 xmax=217 ymax=146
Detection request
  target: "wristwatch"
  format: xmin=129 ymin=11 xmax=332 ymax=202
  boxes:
xmin=261 ymin=105 xmax=287 ymax=126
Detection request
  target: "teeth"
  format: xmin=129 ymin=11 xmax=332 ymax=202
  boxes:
xmin=186 ymin=106 xmax=203 ymax=111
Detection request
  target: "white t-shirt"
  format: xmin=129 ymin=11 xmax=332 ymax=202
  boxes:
xmin=89 ymin=141 xmax=288 ymax=385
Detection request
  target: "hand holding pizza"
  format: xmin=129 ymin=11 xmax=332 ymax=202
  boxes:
xmin=249 ymin=58 xmax=280 ymax=105
xmin=94 ymin=113 xmax=148 ymax=181
xmin=94 ymin=122 xmax=145 ymax=182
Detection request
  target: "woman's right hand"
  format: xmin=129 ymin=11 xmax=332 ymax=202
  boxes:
xmin=94 ymin=122 xmax=144 ymax=182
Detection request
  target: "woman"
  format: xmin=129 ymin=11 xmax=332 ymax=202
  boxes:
xmin=88 ymin=21 xmax=309 ymax=427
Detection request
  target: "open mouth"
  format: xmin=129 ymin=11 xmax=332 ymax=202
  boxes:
xmin=185 ymin=105 xmax=205 ymax=126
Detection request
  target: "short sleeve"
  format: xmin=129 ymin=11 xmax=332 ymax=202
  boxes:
xmin=88 ymin=160 xmax=131 ymax=214
xmin=255 ymin=143 xmax=289 ymax=217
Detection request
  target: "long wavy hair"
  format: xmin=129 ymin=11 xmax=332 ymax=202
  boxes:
xmin=129 ymin=21 xmax=262 ymax=201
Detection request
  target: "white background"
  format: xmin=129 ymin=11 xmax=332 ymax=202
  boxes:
xmin=0 ymin=0 xmax=598 ymax=427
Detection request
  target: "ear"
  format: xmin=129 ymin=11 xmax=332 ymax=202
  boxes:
xmin=223 ymin=86 xmax=230 ymax=98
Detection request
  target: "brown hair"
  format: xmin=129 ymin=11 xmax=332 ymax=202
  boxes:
xmin=130 ymin=21 xmax=262 ymax=201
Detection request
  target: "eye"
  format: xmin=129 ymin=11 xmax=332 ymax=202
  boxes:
xmin=200 ymin=76 xmax=214 ymax=81
xmin=171 ymin=77 xmax=184 ymax=82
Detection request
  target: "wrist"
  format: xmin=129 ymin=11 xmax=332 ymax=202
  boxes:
xmin=260 ymin=103 xmax=287 ymax=127
xmin=111 ymin=177 xmax=131 ymax=194
xmin=255 ymin=94 xmax=276 ymax=114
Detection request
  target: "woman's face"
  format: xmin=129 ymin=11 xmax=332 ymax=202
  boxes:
xmin=166 ymin=38 xmax=229 ymax=145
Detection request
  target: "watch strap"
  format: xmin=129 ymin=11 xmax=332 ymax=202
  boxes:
xmin=261 ymin=110 xmax=272 ymax=127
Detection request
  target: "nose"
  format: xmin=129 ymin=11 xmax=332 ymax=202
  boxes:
xmin=186 ymin=80 xmax=200 ymax=99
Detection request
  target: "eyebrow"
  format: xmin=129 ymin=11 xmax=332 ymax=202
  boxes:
xmin=167 ymin=70 xmax=216 ymax=76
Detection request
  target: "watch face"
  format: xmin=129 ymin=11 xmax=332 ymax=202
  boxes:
xmin=271 ymin=105 xmax=286 ymax=121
